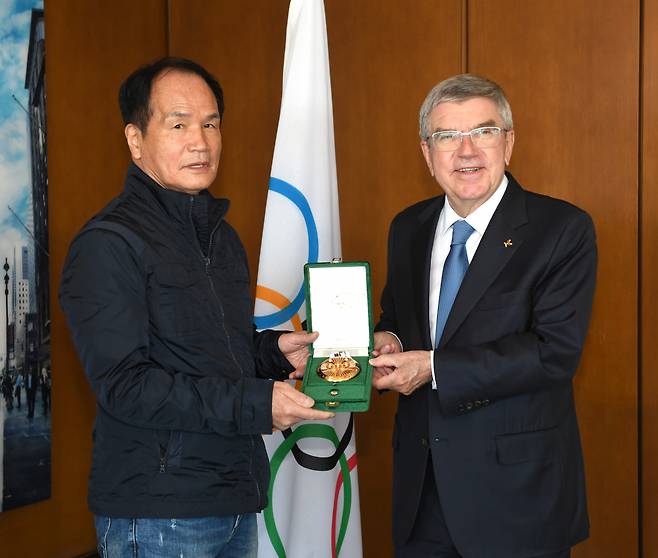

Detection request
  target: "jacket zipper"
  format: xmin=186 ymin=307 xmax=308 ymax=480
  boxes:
xmin=158 ymin=431 xmax=172 ymax=473
xmin=190 ymin=197 xmax=245 ymax=378
xmin=188 ymin=196 xmax=263 ymax=505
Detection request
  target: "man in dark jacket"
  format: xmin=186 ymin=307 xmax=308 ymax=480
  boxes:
xmin=59 ymin=57 xmax=333 ymax=558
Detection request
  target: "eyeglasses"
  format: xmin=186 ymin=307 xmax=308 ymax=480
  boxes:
xmin=428 ymin=126 xmax=507 ymax=151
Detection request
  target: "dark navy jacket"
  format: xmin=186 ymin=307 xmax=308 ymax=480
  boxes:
xmin=377 ymin=174 xmax=595 ymax=557
xmin=59 ymin=164 xmax=291 ymax=518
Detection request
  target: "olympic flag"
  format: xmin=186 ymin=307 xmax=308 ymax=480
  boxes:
xmin=254 ymin=0 xmax=362 ymax=556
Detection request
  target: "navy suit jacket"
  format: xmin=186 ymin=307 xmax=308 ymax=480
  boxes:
xmin=377 ymin=174 xmax=595 ymax=557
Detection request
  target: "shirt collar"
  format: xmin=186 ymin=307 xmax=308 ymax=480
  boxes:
xmin=437 ymin=174 xmax=509 ymax=238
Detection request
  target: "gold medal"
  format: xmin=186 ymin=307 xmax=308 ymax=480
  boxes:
xmin=317 ymin=351 xmax=360 ymax=382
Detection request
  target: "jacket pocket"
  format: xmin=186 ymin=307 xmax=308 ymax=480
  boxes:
xmin=148 ymin=430 xmax=183 ymax=497
xmin=151 ymin=262 xmax=203 ymax=337
xmin=153 ymin=263 xmax=197 ymax=288
xmin=155 ymin=429 xmax=183 ymax=472
xmin=495 ymin=427 xmax=558 ymax=465
xmin=208 ymin=262 xmax=252 ymax=332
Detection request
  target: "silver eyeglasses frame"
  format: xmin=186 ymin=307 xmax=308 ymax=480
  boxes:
xmin=428 ymin=126 xmax=508 ymax=151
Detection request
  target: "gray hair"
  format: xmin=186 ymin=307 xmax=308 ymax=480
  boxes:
xmin=419 ymin=74 xmax=513 ymax=140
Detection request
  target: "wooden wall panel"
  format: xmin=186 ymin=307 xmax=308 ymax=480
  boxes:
xmin=469 ymin=1 xmax=640 ymax=556
xmin=0 ymin=1 xmax=167 ymax=556
xmin=642 ymin=0 xmax=658 ymax=555
xmin=169 ymin=1 xmax=463 ymax=556
xmin=168 ymin=1 xmax=289 ymax=271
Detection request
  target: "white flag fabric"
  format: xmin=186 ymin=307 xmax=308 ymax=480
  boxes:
xmin=254 ymin=1 xmax=362 ymax=557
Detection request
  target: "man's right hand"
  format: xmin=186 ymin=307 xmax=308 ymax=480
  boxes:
xmin=271 ymin=381 xmax=335 ymax=430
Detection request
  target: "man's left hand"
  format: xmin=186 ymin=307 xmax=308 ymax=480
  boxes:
xmin=368 ymin=351 xmax=432 ymax=395
xmin=279 ymin=331 xmax=319 ymax=379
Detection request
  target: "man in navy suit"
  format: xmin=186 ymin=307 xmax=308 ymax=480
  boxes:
xmin=369 ymin=74 xmax=596 ymax=558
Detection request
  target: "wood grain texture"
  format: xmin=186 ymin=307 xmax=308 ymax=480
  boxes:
xmin=468 ymin=1 xmax=640 ymax=556
xmin=642 ymin=0 xmax=658 ymax=555
xmin=168 ymin=0 xmax=289 ymax=274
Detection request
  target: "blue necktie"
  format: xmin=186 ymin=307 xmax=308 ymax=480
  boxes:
xmin=435 ymin=220 xmax=475 ymax=347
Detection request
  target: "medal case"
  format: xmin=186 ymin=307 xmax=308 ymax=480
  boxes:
xmin=301 ymin=261 xmax=373 ymax=412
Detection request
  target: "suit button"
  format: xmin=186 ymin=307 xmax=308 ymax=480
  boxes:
xmin=457 ymin=404 xmax=465 ymax=413
xmin=421 ymin=437 xmax=428 ymax=447
xmin=465 ymin=402 xmax=473 ymax=411
xmin=474 ymin=400 xmax=482 ymax=408
xmin=482 ymin=399 xmax=490 ymax=406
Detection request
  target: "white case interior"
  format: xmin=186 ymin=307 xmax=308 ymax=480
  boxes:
xmin=308 ymin=265 xmax=370 ymax=358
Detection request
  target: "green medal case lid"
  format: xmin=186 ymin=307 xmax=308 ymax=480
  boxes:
xmin=301 ymin=261 xmax=373 ymax=412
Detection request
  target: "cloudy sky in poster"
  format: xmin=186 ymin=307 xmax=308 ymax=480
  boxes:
xmin=0 ymin=0 xmax=43 ymax=364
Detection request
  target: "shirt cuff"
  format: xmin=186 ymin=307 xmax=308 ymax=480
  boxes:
xmin=430 ymin=350 xmax=437 ymax=390
xmin=385 ymin=331 xmax=404 ymax=352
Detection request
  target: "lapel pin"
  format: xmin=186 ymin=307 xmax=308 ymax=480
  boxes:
xmin=503 ymin=239 xmax=513 ymax=248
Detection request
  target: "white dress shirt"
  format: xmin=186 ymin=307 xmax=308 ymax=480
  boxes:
xmin=429 ymin=175 xmax=508 ymax=388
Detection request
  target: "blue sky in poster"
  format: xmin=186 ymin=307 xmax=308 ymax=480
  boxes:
xmin=0 ymin=0 xmax=43 ymax=362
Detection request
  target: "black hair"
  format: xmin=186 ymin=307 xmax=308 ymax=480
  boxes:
xmin=118 ymin=57 xmax=224 ymax=132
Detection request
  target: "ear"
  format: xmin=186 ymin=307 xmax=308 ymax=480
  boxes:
xmin=420 ymin=140 xmax=434 ymax=176
xmin=125 ymin=124 xmax=143 ymax=161
xmin=504 ymin=129 xmax=515 ymax=166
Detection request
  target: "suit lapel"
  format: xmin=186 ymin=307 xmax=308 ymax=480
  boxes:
xmin=438 ymin=175 xmax=529 ymax=347
xmin=412 ymin=197 xmax=443 ymax=348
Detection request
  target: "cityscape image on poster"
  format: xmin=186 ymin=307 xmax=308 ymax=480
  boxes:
xmin=0 ymin=0 xmax=49 ymax=512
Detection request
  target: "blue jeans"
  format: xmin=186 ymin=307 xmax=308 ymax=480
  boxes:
xmin=94 ymin=514 xmax=257 ymax=558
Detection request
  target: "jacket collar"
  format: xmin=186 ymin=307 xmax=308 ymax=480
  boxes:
xmin=411 ymin=172 xmax=528 ymax=348
xmin=124 ymin=163 xmax=229 ymax=228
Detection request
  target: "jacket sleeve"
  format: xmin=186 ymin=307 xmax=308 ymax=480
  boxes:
xmin=59 ymin=229 xmax=274 ymax=436
xmin=375 ymin=214 xmax=400 ymax=334
xmin=435 ymin=210 xmax=597 ymax=415
xmin=252 ymin=327 xmax=295 ymax=380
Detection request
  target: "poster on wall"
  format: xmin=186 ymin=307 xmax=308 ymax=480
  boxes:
xmin=0 ymin=0 xmax=50 ymax=512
